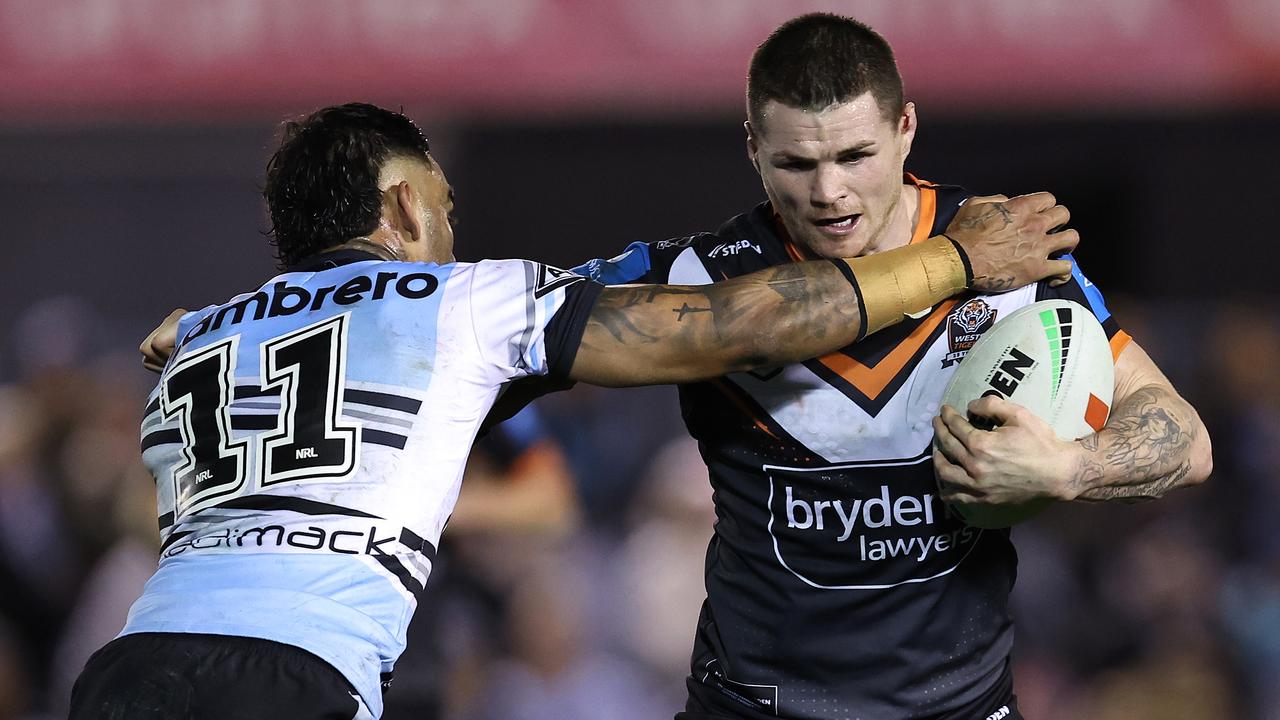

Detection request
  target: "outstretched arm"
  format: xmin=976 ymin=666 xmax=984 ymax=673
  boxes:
xmin=570 ymin=192 xmax=1077 ymax=387
xmin=570 ymin=260 xmax=866 ymax=386
xmin=141 ymin=192 xmax=1076 ymax=382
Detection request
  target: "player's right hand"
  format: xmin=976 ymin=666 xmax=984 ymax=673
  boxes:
xmin=945 ymin=192 xmax=1077 ymax=292
xmin=140 ymin=308 xmax=187 ymax=373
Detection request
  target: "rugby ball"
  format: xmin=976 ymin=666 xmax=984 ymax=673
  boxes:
xmin=938 ymin=299 xmax=1114 ymax=528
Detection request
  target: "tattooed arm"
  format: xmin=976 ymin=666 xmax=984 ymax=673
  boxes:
xmin=567 ymin=191 xmax=1079 ymax=388
xmin=1066 ymin=342 xmax=1212 ymax=501
xmin=932 ymin=340 xmax=1212 ymax=508
xmin=137 ymin=193 xmax=1075 ymax=382
xmin=569 ymin=262 xmax=862 ymax=387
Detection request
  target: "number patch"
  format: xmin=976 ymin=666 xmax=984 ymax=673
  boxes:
xmin=260 ymin=315 xmax=359 ymax=485
xmin=160 ymin=314 xmax=361 ymax=517
xmin=161 ymin=337 xmax=249 ymax=512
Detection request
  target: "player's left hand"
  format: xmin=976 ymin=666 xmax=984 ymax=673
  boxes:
xmin=140 ymin=308 xmax=187 ymax=373
xmin=931 ymin=396 xmax=1080 ymax=505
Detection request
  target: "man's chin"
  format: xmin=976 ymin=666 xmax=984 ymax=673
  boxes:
xmin=799 ymin=233 xmax=872 ymax=260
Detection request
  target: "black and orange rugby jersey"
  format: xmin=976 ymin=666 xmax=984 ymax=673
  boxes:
xmin=571 ymin=176 xmax=1129 ymax=720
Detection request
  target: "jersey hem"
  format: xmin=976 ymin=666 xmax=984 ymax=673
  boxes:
xmin=118 ymin=620 xmax=385 ymax=717
xmin=121 ymin=591 xmax=395 ymax=717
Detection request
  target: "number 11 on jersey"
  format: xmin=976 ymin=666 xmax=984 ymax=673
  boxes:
xmin=160 ymin=314 xmax=361 ymax=517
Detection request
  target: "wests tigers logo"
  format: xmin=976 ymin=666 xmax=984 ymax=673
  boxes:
xmin=941 ymin=298 xmax=997 ymax=368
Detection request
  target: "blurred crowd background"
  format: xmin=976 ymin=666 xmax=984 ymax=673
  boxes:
xmin=2 ymin=1 xmax=1279 ymax=719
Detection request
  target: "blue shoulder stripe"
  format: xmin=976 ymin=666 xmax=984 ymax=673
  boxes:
xmin=1065 ymin=253 xmax=1112 ymax=324
xmin=572 ymin=242 xmax=652 ymax=284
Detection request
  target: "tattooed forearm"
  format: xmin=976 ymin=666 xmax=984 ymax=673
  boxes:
xmin=574 ymin=260 xmax=865 ymax=386
xmin=588 ymin=299 xmax=659 ymax=343
xmin=673 ymin=303 xmax=712 ymax=321
xmin=763 ymin=263 xmax=810 ymax=302
xmin=1070 ymin=385 xmax=1202 ymax=502
xmin=1076 ymin=462 xmax=1192 ymax=502
xmin=588 ymin=285 xmax=700 ymax=343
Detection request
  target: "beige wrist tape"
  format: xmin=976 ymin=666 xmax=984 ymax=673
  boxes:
xmin=842 ymin=236 xmax=969 ymax=337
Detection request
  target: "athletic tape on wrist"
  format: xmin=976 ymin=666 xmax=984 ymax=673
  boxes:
xmin=844 ymin=236 xmax=968 ymax=337
xmin=941 ymin=233 xmax=975 ymax=287
xmin=829 ymin=259 xmax=868 ymax=341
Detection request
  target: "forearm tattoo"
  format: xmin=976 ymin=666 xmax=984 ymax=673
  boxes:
xmin=1073 ymin=386 xmax=1198 ymax=502
xmin=582 ymin=261 xmax=861 ymax=369
xmin=588 ymin=285 xmax=701 ymax=342
xmin=673 ymin=303 xmax=712 ymax=321
xmin=762 ymin=262 xmax=809 ymax=302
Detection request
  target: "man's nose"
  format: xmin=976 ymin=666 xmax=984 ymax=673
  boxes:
xmin=810 ymin=164 xmax=846 ymax=207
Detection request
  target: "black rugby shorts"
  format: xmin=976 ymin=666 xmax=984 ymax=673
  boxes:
xmin=69 ymin=631 xmax=373 ymax=719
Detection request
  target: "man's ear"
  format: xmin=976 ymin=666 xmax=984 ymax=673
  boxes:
xmin=390 ymin=181 xmax=423 ymax=242
xmin=898 ymin=101 xmax=918 ymax=163
xmin=745 ymin=120 xmax=761 ymax=174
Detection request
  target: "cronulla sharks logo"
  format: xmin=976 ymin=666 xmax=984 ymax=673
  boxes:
xmin=766 ymin=455 xmax=981 ymax=590
xmin=941 ymin=298 xmax=997 ymax=368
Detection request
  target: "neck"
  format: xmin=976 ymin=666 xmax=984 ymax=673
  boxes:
xmin=329 ymin=237 xmax=403 ymax=261
xmin=869 ymin=180 xmax=921 ymax=255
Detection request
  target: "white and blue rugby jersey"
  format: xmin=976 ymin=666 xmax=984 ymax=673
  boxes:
xmin=128 ymin=250 xmax=601 ymax=717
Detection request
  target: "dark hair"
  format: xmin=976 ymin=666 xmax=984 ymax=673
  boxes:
xmin=747 ymin=13 xmax=903 ymax=127
xmin=263 ymin=103 xmax=432 ymax=268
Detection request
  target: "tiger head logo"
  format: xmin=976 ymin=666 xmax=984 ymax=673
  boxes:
xmin=953 ymin=299 xmax=994 ymax=335
xmin=942 ymin=298 xmax=999 ymax=368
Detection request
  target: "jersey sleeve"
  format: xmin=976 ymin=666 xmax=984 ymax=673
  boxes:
xmin=468 ymin=259 xmax=604 ymax=384
xmin=571 ymin=234 xmax=712 ymax=285
xmin=475 ymin=235 xmax=705 ymax=435
xmin=1036 ymin=253 xmax=1132 ymax=359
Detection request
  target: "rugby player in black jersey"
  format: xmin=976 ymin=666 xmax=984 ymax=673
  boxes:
xmin=564 ymin=13 xmax=1213 ymax=720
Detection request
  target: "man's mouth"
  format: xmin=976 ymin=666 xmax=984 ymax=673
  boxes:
xmin=812 ymin=214 xmax=860 ymax=235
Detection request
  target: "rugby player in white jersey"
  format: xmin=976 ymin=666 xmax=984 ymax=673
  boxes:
xmin=562 ymin=14 xmax=1214 ymax=720
xmin=77 ymin=103 xmax=1074 ymax=719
